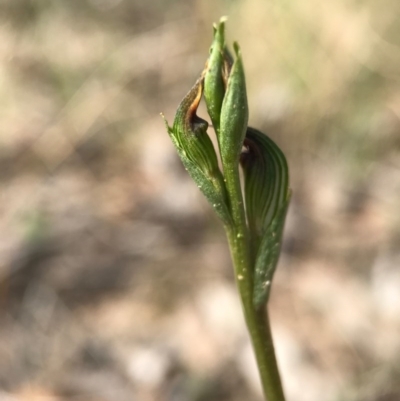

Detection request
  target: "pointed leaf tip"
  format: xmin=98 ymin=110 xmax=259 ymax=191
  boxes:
xmin=204 ymin=21 xmax=227 ymax=135
xmin=233 ymin=42 xmax=240 ymax=56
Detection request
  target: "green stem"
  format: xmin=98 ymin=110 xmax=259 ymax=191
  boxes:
xmin=224 ymin=162 xmax=286 ymax=401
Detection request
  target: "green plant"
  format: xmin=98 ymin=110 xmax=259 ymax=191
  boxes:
xmin=163 ymin=18 xmax=290 ymax=401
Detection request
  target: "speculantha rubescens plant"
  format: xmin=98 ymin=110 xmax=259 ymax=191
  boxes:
xmin=162 ymin=18 xmax=291 ymax=401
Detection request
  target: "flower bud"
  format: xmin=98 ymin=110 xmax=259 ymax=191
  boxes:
xmin=163 ymin=78 xmax=232 ymax=226
xmin=241 ymin=127 xmax=289 ymax=236
xmin=172 ymin=78 xmax=217 ymax=174
xmin=219 ymin=43 xmax=248 ymax=166
xmin=240 ymin=127 xmax=290 ymax=308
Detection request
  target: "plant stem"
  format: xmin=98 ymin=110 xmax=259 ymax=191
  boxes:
xmin=224 ymin=162 xmax=286 ymax=401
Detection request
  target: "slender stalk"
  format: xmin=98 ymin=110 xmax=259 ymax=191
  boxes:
xmin=224 ymin=162 xmax=286 ymax=401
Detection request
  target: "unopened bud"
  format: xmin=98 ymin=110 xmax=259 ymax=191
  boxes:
xmin=240 ymin=127 xmax=290 ymax=308
xmin=163 ymin=78 xmax=232 ymax=225
xmin=219 ymin=43 xmax=248 ymax=166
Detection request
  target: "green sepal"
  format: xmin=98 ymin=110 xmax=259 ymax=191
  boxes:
xmin=204 ymin=18 xmax=226 ymax=135
xmin=240 ymin=127 xmax=290 ymax=308
xmin=219 ymin=43 xmax=248 ymax=166
xmin=162 ymin=78 xmax=232 ymax=226
xmin=252 ymin=192 xmax=291 ymax=309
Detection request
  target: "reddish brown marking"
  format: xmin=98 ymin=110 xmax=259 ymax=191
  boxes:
xmin=186 ymin=79 xmax=203 ymax=126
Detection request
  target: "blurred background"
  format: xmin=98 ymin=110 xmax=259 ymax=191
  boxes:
xmin=1 ymin=0 xmax=400 ymax=400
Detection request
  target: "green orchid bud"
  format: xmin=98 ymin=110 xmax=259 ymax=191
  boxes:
xmin=241 ymin=127 xmax=289 ymax=237
xmin=162 ymin=78 xmax=232 ymax=226
xmin=219 ymin=43 xmax=248 ymax=166
xmin=172 ymin=78 xmax=217 ymax=174
xmin=240 ymin=127 xmax=291 ymax=308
